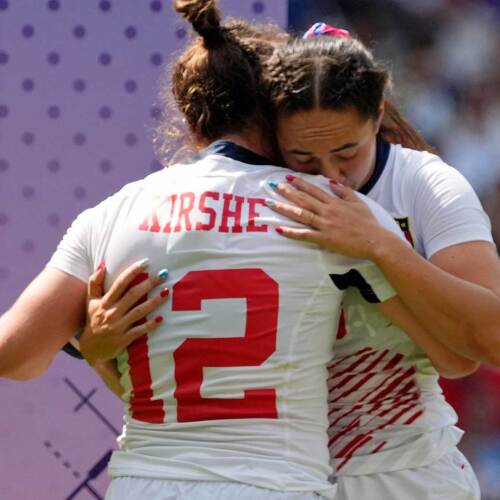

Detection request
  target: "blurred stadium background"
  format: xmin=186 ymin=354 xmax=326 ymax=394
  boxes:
xmin=289 ymin=1 xmax=500 ymax=498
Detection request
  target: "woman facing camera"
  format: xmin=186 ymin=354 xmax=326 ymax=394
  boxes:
xmin=263 ymin=23 xmax=498 ymax=499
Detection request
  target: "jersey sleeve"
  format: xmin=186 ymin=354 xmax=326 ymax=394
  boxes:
xmin=324 ymin=193 xmax=404 ymax=304
xmin=329 ymin=264 xmax=395 ymax=303
xmin=46 ymin=207 xmax=95 ymax=283
xmin=410 ymin=157 xmax=494 ymax=259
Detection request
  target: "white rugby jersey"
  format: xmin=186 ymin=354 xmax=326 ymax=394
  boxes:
xmin=327 ymin=140 xmax=494 ymax=476
xmin=48 ymin=141 xmax=401 ymax=498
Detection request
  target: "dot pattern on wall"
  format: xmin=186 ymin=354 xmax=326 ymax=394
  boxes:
xmin=0 ymin=2 xmax=288 ymax=500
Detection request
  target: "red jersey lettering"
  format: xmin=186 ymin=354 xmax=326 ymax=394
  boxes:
xmin=247 ymin=198 xmax=268 ymax=233
xmin=195 ymin=191 xmax=220 ymax=231
xmin=219 ymin=194 xmax=244 ymax=233
xmin=174 ymin=192 xmax=195 ymax=232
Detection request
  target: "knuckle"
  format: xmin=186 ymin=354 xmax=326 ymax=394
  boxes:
xmin=130 ymin=325 xmax=147 ymax=338
xmin=104 ymin=308 xmax=119 ymax=323
xmin=93 ymin=309 xmax=107 ymax=325
xmin=132 ymin=304 xmax=150 ymax=319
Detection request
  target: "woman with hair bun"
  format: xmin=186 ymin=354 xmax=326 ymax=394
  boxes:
xmin=263 ymin=24 xmax=498 ymax=500
xmin=0 ymin=2 xmax=409 ymax=499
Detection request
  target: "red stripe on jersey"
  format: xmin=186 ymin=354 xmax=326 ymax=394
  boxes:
xmin=396 ymin=379 xmax=417 ymax=397
xmin=382 ymin=352 xmax=404 ymax=371
xmin=358 ymin=367 xmax=404 ymax=403
xmin=337 ymin=435 xmax=374 ymax=470
xmin=328 ymin=347 xmax=373 ymax=370
xmin=366 ymin=367 xmax=414 ymax=404
xmin=328 ymin=350 xmax=377 ymax=380
xmin=377 ymin=392 xmax=419 ymax=418
xmin=403 ymin=409 xmax=424 ymax=425
xmin=329 ymin=402 xmax=365 ymax=426
xmin=378 ymin=402 xmax=420 ymax=430
xmin=330 ymin=370 xmax=382 ymax=404
xmin=360 ymin=349 xmax=390 ymax=373
xmin=335 ymin=432 xmax=373 ymax=459
xmin=327 ymin=351 xmax=423 ymax=469
xmin=333 ymin=402 xmax=419 ymax=467
xmin=127 ymin=335 xmax=165 ymax=424
xmin=336 ymin=309 xmax=347 ymax=339
xmin=328 ymin=416 xmax=361 ymax=447
xmin=371 ymin=440 xmax=387 ymax=454
xmin=328 ymin=373 xmax=360 ymax=393
xmin=127 ymin=272 xmax=166 ymax=423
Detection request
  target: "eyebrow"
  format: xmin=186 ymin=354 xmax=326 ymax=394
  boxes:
xmin=289 ymin=142 xmax=358 ymax=155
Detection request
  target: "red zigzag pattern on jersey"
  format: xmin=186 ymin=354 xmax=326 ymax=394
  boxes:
xmin=326 ymin=347 xmax=424 ymax=471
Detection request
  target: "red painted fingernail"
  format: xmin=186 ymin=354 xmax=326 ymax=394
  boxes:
xmin=97 ymin=260 xmax=105 ymax=271
xmin=330 ymin=180 xmax=338 ymax=186
xmin=276 ymin=227 xmax=284 ymax=234
xmin=286 ymin=175 xmax=296 ymax=183
xmin=160 ymin=288 xmax=169 ymax=298
xmin=155 ymin=315 xmax=163 ymax=323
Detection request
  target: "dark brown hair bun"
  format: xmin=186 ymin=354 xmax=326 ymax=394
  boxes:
xmin=174 ymin=0 xmax=224 ymax=47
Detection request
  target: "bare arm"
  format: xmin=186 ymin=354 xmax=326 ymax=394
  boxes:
xmin=93 ymin=359 xmax=124 ymax=399
xmin=0 ymin=268 xmax=87 ymax=380
xmin=377 ymin=297 xmax=479 ymax=378
xmin=373 ymin=236 xmax=500 ymax=366
xmin=269 ymin=177 xmax=500 ymax=366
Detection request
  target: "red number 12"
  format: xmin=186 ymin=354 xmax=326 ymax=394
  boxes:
xmin=128 ymin=268 xmax=279 ymax=423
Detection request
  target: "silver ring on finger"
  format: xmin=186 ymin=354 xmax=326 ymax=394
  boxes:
xmin=305 ymin=209 xmax=316 ymax=226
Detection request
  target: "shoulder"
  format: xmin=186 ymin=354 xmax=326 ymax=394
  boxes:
xmin=89 ymin=170 xmax=168 ymax=216
xmin=389 ymin=145 xmax=479 ymax=206
xmin=392 ymin=145 xmax=471 ymax=189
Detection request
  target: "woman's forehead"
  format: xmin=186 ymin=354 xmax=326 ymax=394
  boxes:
xmin=277 ymin=108 xmax=371 ymax=147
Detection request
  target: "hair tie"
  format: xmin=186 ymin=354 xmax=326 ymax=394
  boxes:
xmin=303 ymin=22 xmax=351 ymax=40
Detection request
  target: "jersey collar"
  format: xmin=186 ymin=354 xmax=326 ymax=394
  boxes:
xmin=359 ymin=139 xmax=391 ymax=195
xmin=199 ymin=138 xmax=390 ymax=193
xmin=199 ymin=140 xmax=273 ymax=166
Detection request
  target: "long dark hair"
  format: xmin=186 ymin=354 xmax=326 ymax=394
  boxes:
xmin=264 ymin=36 xmax=434 ymax=152
xmin=154 ymin=0 xmax=287 ymax=164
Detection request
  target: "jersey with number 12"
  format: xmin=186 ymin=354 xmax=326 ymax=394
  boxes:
xmin=48 ymin=142 xmax=400 ymax=498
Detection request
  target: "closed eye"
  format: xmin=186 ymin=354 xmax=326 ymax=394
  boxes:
xmin=336 ymin=152 xmax=357 ymax=162
xmin=296 ymin=157 xmax=314 ymax=165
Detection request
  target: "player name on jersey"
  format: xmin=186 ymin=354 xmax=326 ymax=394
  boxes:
xmin=139 ymin=191 xmax=268 ymax=234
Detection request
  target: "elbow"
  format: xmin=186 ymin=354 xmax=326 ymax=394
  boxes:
xmin=0 ymin=357 xmax=52 ymax=381
xmin=2 ymin=369 xmax=41 ymax=381
xmin=438 ymin=359 xmax=480 ymax=379
xmin=470 ymin=324 xmax=500 ymax=368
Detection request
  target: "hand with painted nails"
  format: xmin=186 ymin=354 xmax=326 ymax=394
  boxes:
xmin=268 ymin=176 xmax=396 ymax=260
xmin=79 ymin=259 xmax=170 ymax=367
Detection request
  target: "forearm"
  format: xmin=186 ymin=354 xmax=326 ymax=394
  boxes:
xmin=373 ymin=234 xmax=500 ymax=365
xmin=377 ymin=298 xmax=479 ymax=378
xmin=0 ymin=310 xmax=59 ymax=380
xmin=92 ymin=359 xmax=124 ymax=399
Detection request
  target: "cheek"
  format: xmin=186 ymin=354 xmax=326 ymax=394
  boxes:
xmin=347 ymin=149 xmax=375 ymax=186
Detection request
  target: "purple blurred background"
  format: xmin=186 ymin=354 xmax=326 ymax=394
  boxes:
xmin=0 ymin=2 xmax=287 ymax=499
xmin=1 ymin=1 xmax=499 ymax=499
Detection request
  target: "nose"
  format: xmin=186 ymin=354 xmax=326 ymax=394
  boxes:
xmin=319 ymin=160 xmax=345 ymax=184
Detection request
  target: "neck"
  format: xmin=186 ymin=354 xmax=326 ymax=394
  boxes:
xmin=220 ymin=127 xmax=274 ymax=161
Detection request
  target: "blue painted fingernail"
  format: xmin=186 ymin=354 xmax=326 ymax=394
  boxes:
xmin=268 ymin=181 xmax=279 ymax=189
xmin=157 ymin=269 xmax=169 ymax=281
xmin=265 ymin=199 xmax=276 ymax=207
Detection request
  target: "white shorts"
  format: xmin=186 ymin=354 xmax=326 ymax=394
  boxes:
xmin=105 ymin=477 xmax=321 ymax=500
xmin=336 ymin=448 xmax=480 ymax=500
